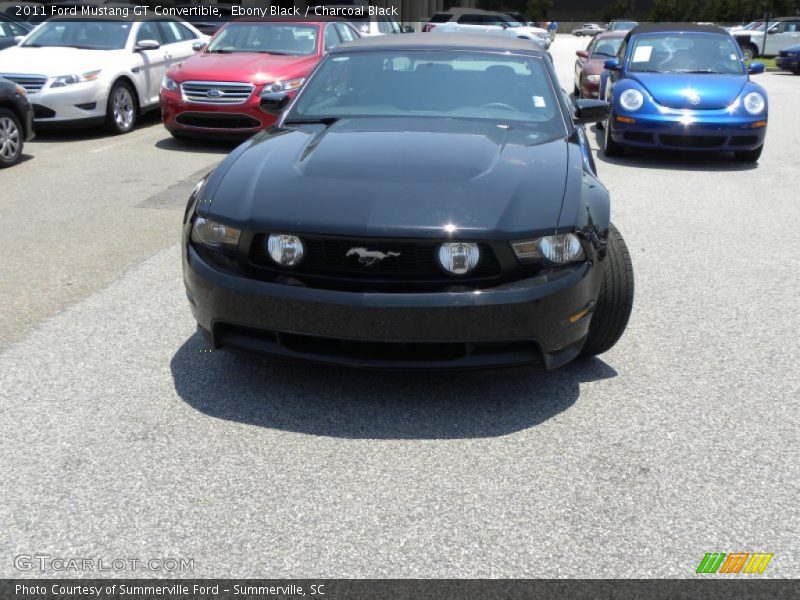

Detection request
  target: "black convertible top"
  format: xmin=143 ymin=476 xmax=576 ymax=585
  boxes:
xmin=333 ymin=32 xmax=546 ymax=55
xmin=627 ymin=22 xmax=729 ymax=36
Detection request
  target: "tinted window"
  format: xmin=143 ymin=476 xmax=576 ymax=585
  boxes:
xmin=377 ymin=17 xmax=391 ymax=34
xmin=291 ymin=50 xmax=566 ymax=138
xmin=324 ymin=23 xmax=340 ymax=50
xmin=207 ymin=23 xmax=318 ymax=56
xmin=137 ymin=22 xmax=163 ymax=44
xmin=429 ymin=13 xmax=451 ymax=23
xmin=158 ymin=21 xmax=184 ymax=44
xmin=335 ymin=23 xmax=357 ymax=43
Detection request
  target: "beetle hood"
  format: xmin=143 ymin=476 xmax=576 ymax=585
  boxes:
xmin=630 ymin=72 xmax=748 ymax=110
xmin=203 ymin=117 xmax=570 ymax=239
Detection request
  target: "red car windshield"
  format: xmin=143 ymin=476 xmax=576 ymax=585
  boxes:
xmin=207 ymin=23 xmax=318 ymax=56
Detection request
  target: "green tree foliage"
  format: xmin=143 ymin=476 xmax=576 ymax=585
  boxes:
xmin=648 ymin=0 xmax=799 ymax=22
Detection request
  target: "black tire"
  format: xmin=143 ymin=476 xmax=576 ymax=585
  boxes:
xmin=734 ymin=145 xmax=763 ymax=162
xmin=104 ymin=80 xmax=137 ymax=134
xmin=0 ymin=107 xmax=23 ymax=168
xmin=580 ymin=224 xmax=634 ymax=358
xmin=603 ymin=117 xmax=624 ymax=157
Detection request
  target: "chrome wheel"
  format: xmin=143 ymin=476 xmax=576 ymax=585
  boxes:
xmin=112 ymin=86 xmax=135 ymax=131
xmin=0 ymin=116 xmax=20 ymax=162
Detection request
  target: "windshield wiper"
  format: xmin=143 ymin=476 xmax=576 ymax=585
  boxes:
xmin=283 ymin=117 xmax=339 ymax=125
xmin=207 ymin=49 xmax=233 ymax=54
xmin=255 ymin=50 xmax=291 ymax=55
xmin=674 ymin=69 xmax=721 ymax=74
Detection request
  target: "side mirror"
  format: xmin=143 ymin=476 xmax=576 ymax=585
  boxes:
xmin=192 ymin=41 xmax=206 ymax=52
xmin=260 ymin=91 xmax=291 ymax=116
xmin=576 ymin=50 xmax=589 ymax=59
xmin=134 ymin=39 xmax=160 ymax=51
xmin=767 ymin=28 xmax=778 ymax=34
xmin=401 ymin=25 xmax=415 ymax=33
xmin=573 ymin=99 xmax=610 ymax=124
xmin=748 ymin=61 xmax=765 ymax=74
xmin=604 ymin=58 xmax=621 ymax=71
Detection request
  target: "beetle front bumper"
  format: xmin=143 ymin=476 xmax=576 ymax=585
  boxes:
xmin=609 ymin=109 xmax=767 ymax=151
xmin=183 ymin=246 xmax=603 ymax=370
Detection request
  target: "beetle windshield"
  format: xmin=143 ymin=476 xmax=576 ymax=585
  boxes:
xmin=290 ymin=50 xmax=566 ymax=133
xmin=627 ymin=33 xmax=745 ymax=74
xmin=207 ymin=23 xmax=318 ymax=56
xmin=22 ymin=19 xmax=131 ymax=50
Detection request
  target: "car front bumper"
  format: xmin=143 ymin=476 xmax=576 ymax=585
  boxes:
xmin=26 ymin=80 xmax=108 ymax=125
xmin=161 ymin=88 xmax=275 ymax=139
xmin=609 ymin=108 xmax=767 ymax=151
xmin=183 ymin=245 xmax=602 ymax=370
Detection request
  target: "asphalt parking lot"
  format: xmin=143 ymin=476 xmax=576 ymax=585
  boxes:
xmin=1 ymin=34 xmax=798 ymax=578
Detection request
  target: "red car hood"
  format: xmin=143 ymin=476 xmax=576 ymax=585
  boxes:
xmin=169 ymin=52 xmax=320 ymax=86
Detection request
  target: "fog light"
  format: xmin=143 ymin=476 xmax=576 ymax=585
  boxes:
xmin=438 ymin=242 xmax=480 ymax=275
xmin=267 ymin=234 xmax=305 ymax=267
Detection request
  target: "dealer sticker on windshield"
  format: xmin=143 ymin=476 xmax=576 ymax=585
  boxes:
xmin=632 ymin=45 xmax=653 ymax=62
xmin=533 ymin=96 xmax=546 ymax=108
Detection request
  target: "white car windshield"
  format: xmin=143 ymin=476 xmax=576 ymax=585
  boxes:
xmin=206 ymin=23 xmax=318 ymax=56
xmin=22 ymin=19 xmax=131 ymax=50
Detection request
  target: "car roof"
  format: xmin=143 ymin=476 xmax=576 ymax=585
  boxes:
xmin=333 ymin=32 xmax=545 ymax=54
xmin=628 ymin=22 xmax=730 ymax=36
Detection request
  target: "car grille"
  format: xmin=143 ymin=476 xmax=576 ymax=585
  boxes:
xmin=176 ymin=112 xmax=262 ymax=129
xmin=248 ymin=234 xmax=503 ymax=289
xmin=660 ymin=135 xmax=726 ymax=149
xmin=181 ymin=81 xmax=254 ymax=104
xmin=0 ymin=73 xmax=47 ymax=94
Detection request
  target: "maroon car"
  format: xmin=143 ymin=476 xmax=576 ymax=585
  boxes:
xmin=573 ymin=31 xmax=626 ymax=98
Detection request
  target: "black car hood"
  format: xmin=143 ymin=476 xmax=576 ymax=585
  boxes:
xmin=204 ymin=118 xmax=569 ymax=239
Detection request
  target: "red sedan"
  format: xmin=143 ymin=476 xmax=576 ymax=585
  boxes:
xmin=573 ymin=31 xmax=626 ymax=99
xmin=160 ymin=19 xmax=360 ymax=139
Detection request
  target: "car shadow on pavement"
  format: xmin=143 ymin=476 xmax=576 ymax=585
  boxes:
xmin=32 ymin=111 xmax=162 ymax=143
xmin=588 ymin=125 xmax=760 ymax=172
xmin=170 ymin=331 xmax=617 ymax=440
xmin=154 ymin=136 xmax=241 ymax=154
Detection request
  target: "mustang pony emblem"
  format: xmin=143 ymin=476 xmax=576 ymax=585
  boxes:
xmin=346 ymin=247 xmax=401 ymax=267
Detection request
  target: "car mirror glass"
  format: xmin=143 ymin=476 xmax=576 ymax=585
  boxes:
xmin=135 ymin=39 xmax=160 ymax=51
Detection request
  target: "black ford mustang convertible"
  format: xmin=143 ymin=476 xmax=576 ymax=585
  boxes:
xmin=182 ymin=34 xmax=633 ymax=370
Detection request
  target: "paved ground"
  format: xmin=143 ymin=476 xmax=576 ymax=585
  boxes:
xmin=0 ymin=34 xmax=797 ymax=578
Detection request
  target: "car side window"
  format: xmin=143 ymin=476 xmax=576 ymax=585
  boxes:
xmin=137 ymin=22 xmax=163 ymax=44
xmin=377 ymin=17 xmax=391 ymax=34
xmin=787 ymin=21 xmax=800 ymax=32
xmin=158 ymin=21 xmax=183 ymax=45
xmin=335 ymin=23 xmax=356 ymax=43
xmin=324 ymin=23 xmax=341 ymax=50
xmin=175 ymin=23 xmax=198 ymax=40
xmin=586 ymin=39 xmax=596 ymax=54
xmin=390 ymin=20 xmax=401 ymax=34
xmin=617 ymin=39 xmax=627 ymax=59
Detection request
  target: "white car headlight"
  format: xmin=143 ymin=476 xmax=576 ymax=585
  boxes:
xmin=743 ymin=91 xmax=765 ymax=115
xmin=511 ymin=234 xmax=585 ymax=265
xmin=50 ymin=70 xmax=101 ymax=88
xmin=619 ymin=88 xmax=644 ymax=111
xmin=438 ymin=242 xmax=480 ymax=275
xmin=263 ymin=77 xmax=305 ymax=94
xmin=161 ymin=76 xmax=179 ymax=92
xmin=191 ymin=217 xmax=241 ymax=250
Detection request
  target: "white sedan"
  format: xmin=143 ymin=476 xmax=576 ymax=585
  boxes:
xmin=0 ymin=16 xmax=207 ymax=133
xmin=430 ymin=19 xmax=551 ymax=50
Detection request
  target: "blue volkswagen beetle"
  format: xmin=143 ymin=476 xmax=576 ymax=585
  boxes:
xmin=599 ymin=23 xmax=767 ymax=162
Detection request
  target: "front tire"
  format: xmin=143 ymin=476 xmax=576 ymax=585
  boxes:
xmin=603 ymin=117 xmax=624 ymax=157
xmin=0 ymin=108 xmax=23 ymax=168
xmin=105 ymin=80 xmax=137 ymax=134
xmin=580 ymin=225 xmax=634 ymax=358
xmin=734 ymin=145 xmax=763 ymax=162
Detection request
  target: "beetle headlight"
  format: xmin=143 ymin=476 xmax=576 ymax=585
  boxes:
xmin=191 ymin=217 xmax=241 ymax=249
xmin=619 ymin=88 xmax=644 ymax=111
xmin=267 ymin=234 xmax=305 ymax=267
xmin=438 ymin=242 xmax=480 ymax=275
xmin=743 ymin=91 xmax=765 ymax=115
xmin=511 ymin=234 xmax=585 ymax=265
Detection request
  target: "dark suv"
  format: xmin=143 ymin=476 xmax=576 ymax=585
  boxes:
xmin=0 ymin=75 xmax=34 ymax=167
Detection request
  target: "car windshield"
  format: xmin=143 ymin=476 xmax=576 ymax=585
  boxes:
xmin=591 ymin=38 xmax=623 ymax=58
xmin=289 ymin=50 xmax=566 ymax=135
xmin=22 ymin=19 xmax=131 ymax=50
xmin=206 ymin=23 xmax=318 ymax=56
xmin=741 ymin=21 xmax=765 ymax=31
xmin=627 ymin=33 xmax=744 ymax=74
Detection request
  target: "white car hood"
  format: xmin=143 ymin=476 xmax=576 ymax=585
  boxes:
xmin=0 ymin=46 xmax=121 ymax=76
xmin=512 ymin=26 xmax=549 ymax=37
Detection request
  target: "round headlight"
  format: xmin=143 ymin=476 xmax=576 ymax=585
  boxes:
xmin=539 ymin=234 xmax=584 ymax=264
xmin=438 ymin=242 xmax=480 ymax=275
xmin=743 ymin=91 xmax=765 ymax=115
xmin=267 ymin=234 xmax=305 ymax=267
xmin=619 ymin=88 xmax=644 ymax=111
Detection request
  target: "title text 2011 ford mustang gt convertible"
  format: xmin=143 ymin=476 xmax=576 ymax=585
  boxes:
xmin=182 ymin=34 xmax=634 ymax=370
